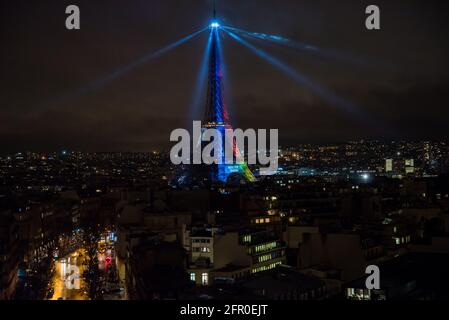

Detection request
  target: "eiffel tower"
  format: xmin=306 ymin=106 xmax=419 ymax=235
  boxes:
xmin=199 ymin=2 xmax=255 ymax=184
xmin=174 ymin=1 xmax=255 ymax=186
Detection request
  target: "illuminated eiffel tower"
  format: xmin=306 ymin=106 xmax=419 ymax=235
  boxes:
xmin=172 ymin=2 xmax=255 ymax=187
xmin=200 ymin=5 xmax=255 ymax=184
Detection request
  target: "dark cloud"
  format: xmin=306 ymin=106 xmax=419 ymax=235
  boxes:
xmin=1 ymin=0 xmax=448 ymax=152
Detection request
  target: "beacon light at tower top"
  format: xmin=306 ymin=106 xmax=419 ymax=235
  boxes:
xmin=210 ymin=21 xmax=220 ymax=28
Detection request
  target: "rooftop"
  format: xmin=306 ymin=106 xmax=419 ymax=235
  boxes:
xmin=242 ymin=265 xmax=324 ymax=293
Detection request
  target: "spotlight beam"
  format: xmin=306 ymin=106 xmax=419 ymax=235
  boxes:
xmin=223 ymin=26 xmax=370 ymax=69
xmin=224 ymin=29 xmax=376 ymax=126
xmin=85 ymin=27 xmax=208 ymax=91
xmin=44 ymin=27 xmax=208 ymax=107
xmin=215 ymin=27 xmax=233 ymax=123
xmin=224 ymin=26 xmax=289 ymax=43
xmin=187 ymin=30 xmax=213 ymax=123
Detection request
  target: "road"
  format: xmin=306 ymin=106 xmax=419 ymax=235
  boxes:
xmin=47 ymin=231 xmax=126 ymax=300
xmin=97 ymin=235 xmax=127 ymax=300
xmin=49 ymin=249 xmax=88 ymax=300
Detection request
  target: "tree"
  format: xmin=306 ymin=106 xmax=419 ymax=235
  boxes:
xmin=81 ymin=220 xmax=101 ymax=299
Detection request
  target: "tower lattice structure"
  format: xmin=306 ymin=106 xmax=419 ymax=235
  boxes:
xmin=201 ymin=27 xmax=255 ymax=183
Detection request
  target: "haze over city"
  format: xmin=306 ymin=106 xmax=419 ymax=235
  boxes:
xmin=1 ymin=0 xmax=448 ymax=152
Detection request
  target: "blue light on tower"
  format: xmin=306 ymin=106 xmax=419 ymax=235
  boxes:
xmin=210 ymin=21 xmax=220 ymax=28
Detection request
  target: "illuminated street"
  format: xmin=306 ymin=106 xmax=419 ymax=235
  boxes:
xmin=49 ymin=249 xmax=88 ymax=300
xmin=44 ymin=231 xmax=125 ymax=300
xmin=97 ymin=232 xmax=126 ymax=300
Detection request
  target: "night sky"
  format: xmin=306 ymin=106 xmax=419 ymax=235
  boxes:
xmin=1 ymin=0 xmax=448 ymax=152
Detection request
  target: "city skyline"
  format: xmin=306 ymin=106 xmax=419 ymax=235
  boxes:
xmin=1 ymin=0 xmax=449 ymax=153
xmin=2 ymin=0 xmax=449 ymax=306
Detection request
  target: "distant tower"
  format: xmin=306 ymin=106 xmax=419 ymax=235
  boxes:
xmin=200 ymin=3 xmax=255 ymax=184
xmin=172 ymin=1 xmax=255 ymax=186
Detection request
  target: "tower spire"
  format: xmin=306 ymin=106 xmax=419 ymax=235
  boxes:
xmin=213 ymin=0 xmax=216 ymax=19
xmin=204 ymin=7 xmax=228 ymax=124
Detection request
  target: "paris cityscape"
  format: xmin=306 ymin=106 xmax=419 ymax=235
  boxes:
xmin=2 ymin=139 xmax=449 ymax=300
xmin=1 ymin=0 xmax=449 ymax=310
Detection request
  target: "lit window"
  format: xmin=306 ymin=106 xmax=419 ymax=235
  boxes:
xmin=190 ymin=273 xmax=196 ymax=282
xmin=201 ymin=273 xmax=208 ymax=285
